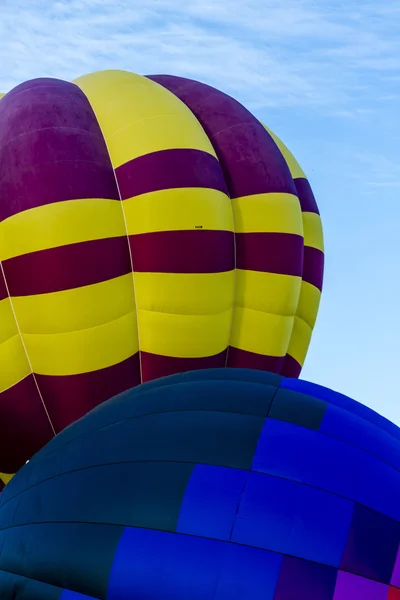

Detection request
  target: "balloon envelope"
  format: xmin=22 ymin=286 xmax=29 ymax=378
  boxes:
xmin=0 ymin=71 xmax=323 ymax=476
xmin=0 ymin=368 xmax=398 ymax=599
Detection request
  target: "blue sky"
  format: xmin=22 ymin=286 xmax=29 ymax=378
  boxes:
xmin=1 ymin=0 xmax=399 ymax=423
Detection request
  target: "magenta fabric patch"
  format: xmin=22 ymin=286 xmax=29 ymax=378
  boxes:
xmin=334 ymin=570 xmax=388 ymax=599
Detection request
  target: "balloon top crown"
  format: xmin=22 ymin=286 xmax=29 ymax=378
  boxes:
xmin=0 ymin=70 xmax=324 ymax=471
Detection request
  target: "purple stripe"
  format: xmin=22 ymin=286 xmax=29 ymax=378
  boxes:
xmin=235 ymin=233 xmax=303 ymax=276
xmin=281 ymin=354 xmax=302 ymax=378
xmin=129 ymin=230 xmax=235 ymax=273
xmin=0 ymin=375 xmax=54 ymax=473
xmin=140 ymin=350 xmax=227 ymax=383
xmin=303 ymin=246 xmax=324 ymax=291
xmin=115 ymin=148 xmax=228 ymax=200
xmin=3 ymin=237 xmax=132 ymax=296
xmin=0 ymin=78 xmax=118 ymax=221
xmin=147 ymin=75 xmax=297 ymax=199
xmin=227 ymin=347 xmax=285 ymax=374
xmin=36 ymin=354 xmax=141 ymax=433
xmin=0 ymin=269 xmax=7 ymax=301
xmin=294 ymin=178 xmax=320 ymax=214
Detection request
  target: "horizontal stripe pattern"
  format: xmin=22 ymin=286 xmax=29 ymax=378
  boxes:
xmin=303 ymin=246 xmax=324 ymax=291
xmin=76 ymin=70 xmax=234 ymax=384
xmin=3 ymin=237 xmax=132 ymax=296
xmin=235 ymin=233 xmax=303 ymax=276
xmin=0 ymin=198 xmax=127 ymax=262
xmin=149 ymin=74 xmax=306 ymax=374
xmin=116 ymin=148 xmax=228 ymax=200
xmin=129 ymin=230 xmax=235 ymax=274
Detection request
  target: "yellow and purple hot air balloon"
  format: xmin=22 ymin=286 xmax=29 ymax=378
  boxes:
xmin=0 ymin=70 xmax=324 ymax=480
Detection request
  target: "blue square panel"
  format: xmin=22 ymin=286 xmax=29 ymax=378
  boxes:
xmin=232 ymin=472 xmax=353 ymax=567
xmin=340 ymin=503 xmax=400 ymax=584
xmin=107 ymin=527 xmax=282 ymax=600
xmin=177 ymin=464 xmax=248 ymax=540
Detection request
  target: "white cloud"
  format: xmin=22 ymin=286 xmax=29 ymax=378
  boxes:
xmin=0 ymin=0 xmax=399 ymax=113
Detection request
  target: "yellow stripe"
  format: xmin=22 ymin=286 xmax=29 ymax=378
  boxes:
xmin=23 ymin=311 xmax=138 ymax=376
xmin=124 ymin=188 xmax=233 ymax=235
xmin=235 ymin=270 xmax=301 ymax=316
xmin=232 ymin=193 xmax=303 ymax=235
xmin=138 ymin=308 xmax=232 ymax=358
xmin=74 ymin=70 xmax=217 ymax=168
xmin=0 ymin=473 xmax=14 ymax=485
xmin=296 ymin=281 xmax=322 ymax=329
xmin=0 ymin=335 xmax=31 ymax=392
xmin=12 ymin=274 xmax=135 ymax=335
xmin=261 ymin=123 xmax=306 ymax=180
xmin=135 ymin=272 xmax=235 ymax=315
xmin=0 ymin=199 xmax=126 ymax=261
xmin=230 ymin=307 xmax=294 ymax=357
xmin=303 ymin=212 xmax=324 ymax=252
xmin=0 ymin=298 xmax=18 ymax=344
xmin=286 ymin=315 xmax=312 ymax=366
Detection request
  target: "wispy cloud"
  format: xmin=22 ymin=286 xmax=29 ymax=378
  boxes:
xmin=0 ymin=0 xmax=399 ymax=114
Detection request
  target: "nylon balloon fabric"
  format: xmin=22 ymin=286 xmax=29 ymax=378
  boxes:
xmin=0 ymin=368 xmax=399 ymax=599
xmin=0 ymin=71 xmax=323 ymax=480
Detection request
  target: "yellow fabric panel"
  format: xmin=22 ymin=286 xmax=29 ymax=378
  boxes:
xmin=303 ymin=212 xmax=324 ymax=252
xmin=0 ymin=199 xmax=126 ymax=261
xmin=286 ymin=315 xmax=313 ymax=366
xmin=0 ymin=297 xmax=18 ymax=344
xmin=230 ymin=307 xmax=294 ymax=357
xmin=123 ymin=188 xmax=233 ymax=235
xmin=23 ymin=311 xmax=138 ymax=376
xmin=138 ymin=308 xmax=232 ymax=358
xmin=0 ymin=335 xmax=31 ymax=392
xmin=261 ymin=123 xmax=306 ymax=180
xmin=235 ymin=270 xmax=301 ymax=317
xmin=134 ymin=272 xmax=235 ymax=315
xmin=0 ymin=473 xmax=14 ymax=484
xmin=232 ymin=193 xmax=302 ymax=235
xmin=74 ymin=70 xmax=217 ymax=168
xmin=12 ymin=274 xmax=135 ymax=335
xmin=296 ymin=281 xmax=322 ymax=329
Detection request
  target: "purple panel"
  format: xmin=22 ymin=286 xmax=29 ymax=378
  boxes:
xmin=147 ymin=75 xmax=298 ymax=199
xmin=129 ymin=230 xmax=235 ymax=273
xmin=3 ymin=237 xmax=132 ymax=295
xmin=333 ymin=570 xmax=388 ymax=600
xmin=235 ymin=232 xmax=303 ymax=276
xmin=0 ymin=77 xmax=119 ymax=221
xmin=281 ymin=354 xmax=302 ymax=377
xmin=0 ymin=375 xmax=54 ymax=472
xmin=294 ymin=178 xmax=320 ymax=214
xmin=273 ymin=555 xmax=337 ymax=600
xmin=36 ymin=354 xmax=141 ymax=433
xmin=115 ymin=148 xmax=228 ymax=200
xmin=340 ymin=503 xmax=400 ymax=584
xmin=140 ymin=350 xmax=227 ymax=383
xmin=391 ymin=545 xmax=400 ymax=587
xmin=303 ymin=246 xmax=324 ymax=291
xmin=226 ymin=347 xmax=285 ymax=374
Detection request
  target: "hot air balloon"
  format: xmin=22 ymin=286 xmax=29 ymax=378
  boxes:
xmin=0 ymin=70 xmax=323 ymax=480
xmin=0 ymin=368 xmax=399 ymax=599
